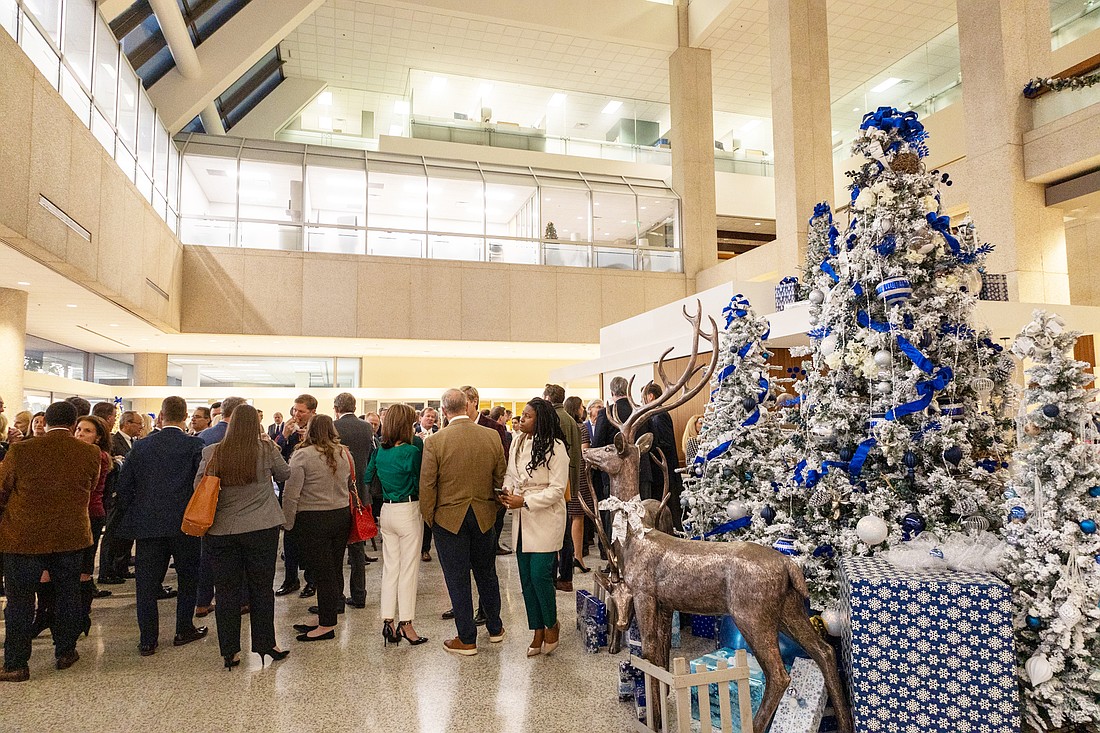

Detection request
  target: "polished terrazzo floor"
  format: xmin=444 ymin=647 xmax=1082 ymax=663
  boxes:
xmin=0 ymin=526 xmax=712 ymax=733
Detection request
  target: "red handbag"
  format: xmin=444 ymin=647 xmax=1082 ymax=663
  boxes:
xmin=346 ymin=451 xmax=377 ymax=544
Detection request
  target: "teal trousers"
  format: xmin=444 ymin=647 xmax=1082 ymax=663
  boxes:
xmin=516 ymin=550 xmax=557 ymax=630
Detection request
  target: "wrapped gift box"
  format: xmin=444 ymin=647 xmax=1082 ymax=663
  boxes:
xmin=618 ymin=660 xmax=640 ymax=701
xmin=575 ymin=589 xmax=607 ymax=629
xmin=769 ymin=657 xmax=829 ymax=733
xmin=582 ymin=617 xmax=607 ymax=653
xmin=839 ymin=557 xmax=1019 ymax=733
xmin=689 ymin=648 xmax=766 ymax=732
xmin=775 ymin=277 xmax=801 ymax=312
xmin=671 ymin=610 xmax=681 ymax=649
xmin=627 ymin=617 xmax=643 ymax=657
xmin=979 ymin=273 xmax=1009 ymax=301
xmin=690 ymin=614 xmax=719 ymax=639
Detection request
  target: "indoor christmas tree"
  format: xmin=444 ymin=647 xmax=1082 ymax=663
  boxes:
xmin=772 ymin=107 xmax=1017 ymax=606
xmin=1002 ymin=310 xmax=1100 ymax=731
xmin=680 ymin=293 xmax=787 ymax=540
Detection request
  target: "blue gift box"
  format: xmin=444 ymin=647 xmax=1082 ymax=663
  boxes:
xmin=582 ymin=617 xmax=606 ymax=653
xmin=688 ymin=648 xmax=766 ymax=732
xmin=775 ymin=277 xmax=800 ymax=311
xmin=671 ymin=610 xmax=681 ymax=649
xmin=839 ymin=557 xmax=1019 ymax=733
xmin=575 ymin=589 xmax=607 ymax=630
xmin=690 ymin=614 xmax=719 ymax=639
xmin=979 ymin=273 xmax=1008 ymax=302
xmin=719 ymin=614 xmax=808 ymax=669
xmin=627 ymin=616 xmax=642 ymax=657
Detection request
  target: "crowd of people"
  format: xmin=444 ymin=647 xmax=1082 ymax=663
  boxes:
xmin=0 ymin=382 xmax=688 ymax=680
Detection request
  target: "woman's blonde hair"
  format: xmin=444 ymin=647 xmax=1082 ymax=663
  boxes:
xmin=13 ymin=411 xmax=31 ymax=436
xmin=681 ymin=413 xmax=704 ymax=456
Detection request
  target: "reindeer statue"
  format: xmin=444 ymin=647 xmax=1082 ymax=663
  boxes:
xmin=582 ymin=302 xmax=852 ymax=733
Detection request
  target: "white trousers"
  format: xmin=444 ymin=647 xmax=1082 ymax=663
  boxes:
xmin=379 ymin=501 xmax=423 ymax=622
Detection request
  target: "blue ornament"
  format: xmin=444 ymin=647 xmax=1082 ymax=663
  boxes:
xmin=903 ymin=451 xmax=918 ymax=469
xmin=1089 ymin=486 xmax=1100 ymax=498
xmin=773 ymin=537 xmax=799 ymax=556
xmin=1026 ymin=615 xmax=1042 ymax=630
xmin=812 ymin=544 xmax=835 ymax=558
xmin=839 ymin=447 xmax=853 ymax=463
xmin=1009 ymin=506 xmax=1027 ymax=522
xmin=741 ymin=396 xmax=757 ymax=412
xmin=943 ymin=445 xmax=964 ymax=467
xmin=1081 ymin=519 xmax=1098 ymax=534
xmin=1003 ymin=489 xmax=1018 ymax=500
xmin=759 ymin=506 xmax=777 ymax=525
xmin=901 ymin=512 xmax=926 ymax=541
xmin=1042 ymin=404 xmax=1060 ymax=418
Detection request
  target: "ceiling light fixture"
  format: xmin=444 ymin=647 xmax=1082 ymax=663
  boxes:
xmin=602 ymin=100 xmax=622 ymax=115
xmin=109 ymin=323 xmax=119 ymax=327
xmin=870 ymin=77 xmax=901 ymax=93
xmin=66 ymin=303 xmax=77 ymax=308
xmin=549 ymin=93 xmax=566 ymax=107
xmin=754 ymin=222 xmax=762 ymax=226
xmin=17 ymin=281 xmax=29 ymax=286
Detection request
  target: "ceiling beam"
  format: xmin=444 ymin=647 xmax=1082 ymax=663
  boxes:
xmin=230 ymin=77 xmax=326 ymax=139
xmin=372 ymin=0 xmax=677 ymax=51
xmin=686 ymin=0 xmax=738 ymax=48
xmin=147 ymin=0 xmax=202 ymax=78
xmin=149 ymin=0 xmax=324 ymax=133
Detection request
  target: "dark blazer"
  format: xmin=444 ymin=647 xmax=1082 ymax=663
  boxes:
xmin=593 ymin=397 xmax=652 ymax=484
xmin=334 ymin=414 xmax=374 ymax=503
xmin=477 ymin=413 xmax=511 ymax=454
xmin=111 ymin=431 xmax=134 ymax=458
xmin=647 ymin=411 xmax=681 ymax=483
xmin=267 ymin=422 xmax=282 ymax=440
xmin=0 ymin=429 xmax=101 ymax=554
xmin=115 ymin=427 xmax=205 ymax=539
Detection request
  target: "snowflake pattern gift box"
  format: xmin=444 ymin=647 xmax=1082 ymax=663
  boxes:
xmin=838 ymin=557 xmax=1019 ymax=733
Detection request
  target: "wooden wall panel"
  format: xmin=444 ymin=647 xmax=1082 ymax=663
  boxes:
xmin=1074 ymin=334 xmax=1096 ymax=390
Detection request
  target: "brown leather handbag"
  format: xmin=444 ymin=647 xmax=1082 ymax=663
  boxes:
xmin=182 ymin=452 xmax=221 ymax=537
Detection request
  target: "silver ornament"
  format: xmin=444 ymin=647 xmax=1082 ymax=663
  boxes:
xmin=873 ymin=350 xmax=892 ymax=368
xmin=962 ymin=515 xmax=989 ymax=533
xmin=725 ymin=501 xmax=749 ymax=521
xmin=875 ymin=380 xmax=892 ymax=395
xmin=954 ymin=497 xmax=978 ymax=515
xmin=809 ymin=489 xmax=831 ymax=508
xmin=809 ymin=289 xmax=825 ymax=305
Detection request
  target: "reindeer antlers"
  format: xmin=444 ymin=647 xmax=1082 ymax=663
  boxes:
xmin=616 ymin=300 xmax=719 ymax=442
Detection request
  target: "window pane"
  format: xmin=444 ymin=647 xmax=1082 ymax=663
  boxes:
xmin=20 ymin=14 xmax=59 ymax=87
xmin=117 ymin=63 xmax=140 ymax=151
xmin=167 ymin=142 xmax=180 ymax=210
xmin=60 ymin=66 xmax=90 ymax=125
xmin=137 ymin=90 xmax=155 ymax=175
xmin=138 ymin=171 xmax=153 ymax=203
xmin=0 ymin=0 xmax=17 ymax=40
xmin=239 ymin=222 xmax=301 ymax=250
xmin=544 ymin=241 xmax=590 ymax=268
xmin=541 ymin=186 xmax=589 ymax=243
xmin=115 ymin=141 xmax=136 ymax=182
xmin=428 ymin=234 xmax=483 ymax=262
xmin=305 ymin=159 xmax=365 ymax=225
xmin=63 ymin=0 xmax=95 ymax=88
xmin=368 ymin=229 xmax=423 ymax=258
xmin=24 ymin=335 xmax=85 ymax=380
xmin=153 ymin=122 xmax=170 ymax=194
xmin=367 ymin=160 xmax=425 ymax=232
xmin=335 ymin=357 xmax=359 ymax=389
xmin=592 ymin=190 xmax=637 ymax=245
xmin=90 ymin=107 xmax=114 ymax=153
xmin=488 ymin=237 xmax=538 ymax=265
xmin=306 ymin=226 xmax=364 ymax=254
xmin=180 ymin=154 xmax=236 ymax=218
xmin=238 ymin=160 xmax=303 ymax=222
xmin=180 ymin=217 xmax=234 ymax=246
xmin=92 ymin=15 xmax=118 ymax=122
xmin=427 ymin=166 xmax=483 ymax=235
xmin=23 ymin=0 xmax=60 ymax=45
xmin=595 ymin=246 xmax=636 ymax=270
xmin=485 ymin=172 xmax=538 ymax=239
xmin=94 ymin=354 xmax=134 ymax=385
xmin=638 ymin=195 xmax=679 ymax=250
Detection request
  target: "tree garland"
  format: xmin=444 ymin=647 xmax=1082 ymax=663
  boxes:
xmin=1024 ymin=70 xmax=1100 ymax=99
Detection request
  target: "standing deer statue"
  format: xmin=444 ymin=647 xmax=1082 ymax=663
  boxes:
xmin=582 ymin=302 xmax=852 ymax=733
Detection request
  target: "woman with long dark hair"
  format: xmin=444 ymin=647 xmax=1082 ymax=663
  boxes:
xmin=497 ymin=397 xmax=569 ymax=656
xmin=282 ymin=415 xmax=353 ymax=643
xmin=365 ymin=404 xmax=427 ymax=646
xmin=73 ymin=415 xmax=115 ymax=632
xmin=194 ymin=405 xmax=290 ymax=669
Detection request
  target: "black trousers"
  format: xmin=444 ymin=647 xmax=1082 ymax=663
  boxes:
xmin=296 ymin=508 xmax=350 ymax=627
xmin=421 ymin=522 xmax=433 ymax=554
xmin=554 ymin=520 xmax=574 ymax=583
xmin=135 ymin=534 xmax=201 ymax=646
xmin=4 ymin=551 xmax=83 ymax=670
xmin=433 ymin=508 xmax=502 ymax=645
xmin=206 ymin=527 xmax=279 ymax=657
xmin=346 ymin=541 xmax=365 ymax=606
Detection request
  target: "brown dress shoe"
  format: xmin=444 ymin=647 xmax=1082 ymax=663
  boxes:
xmin=554 ymin=580 xmax=573 ymax=593
xmin=0 ymin=667 xmax=29 ymax=682
xmin=56 ymin=650 xmax=79 ymax=670
xmin=442 ymin=637 xmax=478 ymax=656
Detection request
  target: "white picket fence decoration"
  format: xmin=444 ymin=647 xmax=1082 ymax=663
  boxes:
xmin=628 ymin=650 xmax=755 ymax=733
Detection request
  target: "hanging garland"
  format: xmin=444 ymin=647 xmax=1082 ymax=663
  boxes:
xmin=1024 ymin=70 xmax=1100 ymax=98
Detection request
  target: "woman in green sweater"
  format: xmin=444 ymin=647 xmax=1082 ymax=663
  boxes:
xmin=364 ymin=403 xmax=427 ymax=646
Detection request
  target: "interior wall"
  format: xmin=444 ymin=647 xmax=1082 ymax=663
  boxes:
xmin=0 ymin=30 xmax=183 ymax=332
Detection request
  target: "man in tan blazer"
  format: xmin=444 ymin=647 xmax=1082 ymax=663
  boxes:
xmin=420 ymin=388 xmax=506 ymax=655
xmin=0 ymin=401 xmax=101 ymax=681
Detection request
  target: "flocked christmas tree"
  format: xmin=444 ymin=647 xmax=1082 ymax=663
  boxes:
xmin=1001 ymin=310 xmax=1100 ymax=730
xmin=680 ymin=293 xmax=787 ymax=540
xmin=772 ymin=107 xmax=1017 ymax=606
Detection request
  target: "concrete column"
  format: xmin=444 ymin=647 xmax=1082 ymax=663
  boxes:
xmin=768 ymin=0 xmax=834 ymax=277
xmin=0 ymin=288 xmax=28 ymax=411
xmin=669 ymin=46 xmax=717 ymax=280
xmin=958 ymin=0 xmax=1069 ymax=304
xmin=132 ymin=353 xmax=168 ymax=416
xmin=1065 ymin=218 xmax=1100 ymax=306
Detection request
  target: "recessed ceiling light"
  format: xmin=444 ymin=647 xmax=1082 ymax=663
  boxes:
xmin=602 ymin=100 xmax=622 ymax=115
xmin=66 ymin=303 xmax=77 ymax=308
xmin=318 ymin=91 xmax=332 ymax=106
xmin=640 ymin=206 xmax=647 ymax=210
xmin=870 ymin=77 xmax=901 ymax=93
xmin=852 ymin=107 xmax=859 ymax=112
xmin=109 ymin=323 xmax=119 ymax=327
xmin=17 ymin=281 xmax=29 ymax=286
xmin=549 ymin=93 xmax=566 ymax=107
xmin=754 ymin=222 xmax=762 ymax=226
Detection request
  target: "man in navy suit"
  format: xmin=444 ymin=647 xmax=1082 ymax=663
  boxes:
xmin=333 ymin=393 xmax=375 ymax=610
xmin=115 ymin=396 xmax=207 ymax=657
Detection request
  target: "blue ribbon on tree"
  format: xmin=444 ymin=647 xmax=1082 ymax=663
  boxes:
xmin=820 ymin=261 xmax=840 ymax=283
xmin=860 ymin=107 xmax=927 ymax=144
xmin=926 ymin=212 xmax=961 ymax=256
xmin=885 ymin=366 xmax=953 ymax=421
xmin=693 ymin=516 xmax=752 ymax=540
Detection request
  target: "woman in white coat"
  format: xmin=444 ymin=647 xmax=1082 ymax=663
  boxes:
xmin=498 ymin=397 xmax=569 ymax=656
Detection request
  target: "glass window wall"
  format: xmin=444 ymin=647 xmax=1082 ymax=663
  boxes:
xmin=177 ymin=137 xmax=682 ymax=272
xmin=167 ymin=356 xmax=360 ymax=389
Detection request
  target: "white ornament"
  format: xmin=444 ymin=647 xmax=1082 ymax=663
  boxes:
xmin=726 ymin=501 xmax=749 ymax=521
xmin=873 ymin=350 xmax=892 ymax=368
xmin=820 ymin=607 xmax=848 ymax=636
xmin=1058 ymin=596 xmax=1083 ymax=626
xmin=856 ymin=515 xmax=889 ymax=545
xmin=875 ymin=380 xmax=892 ymax=395
xmin=1026 ymin=653 xmax=1054 ymax=686
xmin=821 ymin=334 xmax=839 ymax=356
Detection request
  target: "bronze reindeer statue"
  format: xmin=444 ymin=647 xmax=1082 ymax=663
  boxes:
xmin=581 ymin=304 xmax=853 ymax=733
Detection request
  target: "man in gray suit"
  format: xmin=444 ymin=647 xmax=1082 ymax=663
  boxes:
xmin=333 ymin=393 xmax=375 ymax=610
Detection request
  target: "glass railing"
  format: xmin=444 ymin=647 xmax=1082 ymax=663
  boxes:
xmin=1031 ymin=79 xmax=1100 ymax=127
xmin=176 ymin=134 xmax=684 ymax=273
xmin=1051 ymin=1 xmax=1100 ymax=50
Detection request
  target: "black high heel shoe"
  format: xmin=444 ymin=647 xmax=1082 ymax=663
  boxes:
xmin=397 ymin=621 xmax=428 ymax=646
xmin=223 ymin=654 xmax=240 ymax=670
xmin=295 ymin=629 xmax=335 ymax=642
xmin=383 ymin=620 xmax=399 ymax=646
xmin=257 ymin=648 xmax=289 ymax=666
xmin=573 ymin=558 xmax=591 ymax=574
